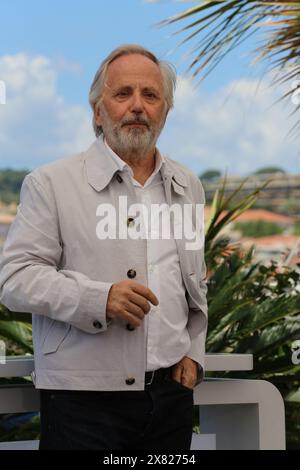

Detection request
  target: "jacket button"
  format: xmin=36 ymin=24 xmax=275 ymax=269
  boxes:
xmin=126 ymin=377 xmax=135 ymax=385
xmin=127 ymin=217 xmax=135 ymax=227
xmin=126 ymin=323 xmax=135 ymax=331
xmin=116 ymin=174 xmax=123 ymax=183
xmin=93 ymin=320 xmax=103 ymax=329
xmin=127 ymin=269 xmax=136 ymax=279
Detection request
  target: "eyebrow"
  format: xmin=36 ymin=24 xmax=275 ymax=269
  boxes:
xmin=112 ymin=85 xmax=161 ymax=95
xmin=113 ymin=86 xmax=132 ymax=93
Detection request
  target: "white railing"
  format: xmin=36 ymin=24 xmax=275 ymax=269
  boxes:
xmin=0 ymin=354 xmax=286 ymax=450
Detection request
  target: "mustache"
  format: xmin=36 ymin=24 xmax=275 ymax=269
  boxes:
xmin=121 ymin=117 xmax=150 ymax=128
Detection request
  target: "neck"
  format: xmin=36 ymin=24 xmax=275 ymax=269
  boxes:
xmin=108 ymin=141 xmax=157 ymax=185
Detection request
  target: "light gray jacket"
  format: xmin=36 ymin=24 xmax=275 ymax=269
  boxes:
xmin=0 ymin=138 xmax=207 ymax=390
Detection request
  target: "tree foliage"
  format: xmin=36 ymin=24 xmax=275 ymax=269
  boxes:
xmin=234 ymin=220 xmax=284 ymax=237
xmin=199 ymin=169 xmax=222 ymax=181
xmin=0 ymin=169 xmax=29 ymax=204
xmin=253 ymin=167 xmax=286 ymax=175
xmin=205 ymin=179 xmax=300 ymax=448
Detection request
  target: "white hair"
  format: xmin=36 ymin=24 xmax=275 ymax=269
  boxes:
xmin=88 ymin=44 xmax=177 ymax=137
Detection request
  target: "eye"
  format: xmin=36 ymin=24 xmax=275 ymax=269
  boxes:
xmin=144 ymin=91 xmax=158 ymax=100
xmin=114 ymin=89 xmax=132 ymax=99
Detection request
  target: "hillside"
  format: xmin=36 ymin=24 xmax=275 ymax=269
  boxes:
xmin=0 ymin=169 xmax=29 ymax=204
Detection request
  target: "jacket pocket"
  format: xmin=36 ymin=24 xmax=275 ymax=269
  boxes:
xmin=42 ymin=320 xmax=71 ymax=355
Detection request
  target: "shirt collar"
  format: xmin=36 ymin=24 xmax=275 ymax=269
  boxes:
xmin=84 ymin=136 xmax=186 ymax=194
xmin=103 ymin=137 xmax=165 ymax=185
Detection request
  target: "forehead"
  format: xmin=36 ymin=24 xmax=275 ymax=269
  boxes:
xmin=105 ymin=54 xmax=164 ymax=90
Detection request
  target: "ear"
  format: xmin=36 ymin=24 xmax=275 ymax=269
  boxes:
xmin=94 ymin=104 xmax=102 ymax=126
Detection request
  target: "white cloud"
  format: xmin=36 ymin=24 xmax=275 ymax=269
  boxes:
xmin=159 ymin=76 xmax=300 ymax=176
xmin=0 ymin=53 xmax=94 ymax=169
xmin=0 ymin=52 xmax=298 ymax=176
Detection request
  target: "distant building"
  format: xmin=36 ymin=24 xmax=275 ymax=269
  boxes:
xmin=233 ymin=209 xmax=294 ymax=226
xmin=203 ymin=173 xmax=300 ymax=214
xmin=204 ymin=206 xmax=300 ymax=269
xmin=241 ymin=234 xmax=300 ymax=266
xmin=204 ymin=207 xmax=295 ymax=235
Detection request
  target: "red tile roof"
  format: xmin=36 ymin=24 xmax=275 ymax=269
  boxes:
xmin=0 ymin=214 xmax=15 ymax=224
xmin=242 ymin=234 xmax=299 ymax=248
xmin=204 ymin=207 xmax=294 ymax=225
xmin=233 ymin=209 xmax=294 ymax=224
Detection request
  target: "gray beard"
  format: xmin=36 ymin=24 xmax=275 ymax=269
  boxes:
xmin=99 ymin=105 xmax=164 ymax=159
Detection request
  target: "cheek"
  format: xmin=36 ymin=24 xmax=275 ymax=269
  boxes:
xmin=101 ymin=99 xmax=128 ymax=121
xmin=153 ymin=108 xmax=167 ymax=126
xmin=110 ymin=106 xmax=130 ymax=122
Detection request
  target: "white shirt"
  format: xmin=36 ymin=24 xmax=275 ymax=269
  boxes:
xmin=104 ymin=139 xmax=190 ymax=371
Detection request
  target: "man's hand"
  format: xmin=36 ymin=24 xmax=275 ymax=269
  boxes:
xmin=106 ymin=280 xmax=159 ymax=328
xmin=172 ymin=356 xmax=198 ymax=390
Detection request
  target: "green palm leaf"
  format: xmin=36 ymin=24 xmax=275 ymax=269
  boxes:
xmin=0 ymin=320 xmax=33 ymax=354
xmin=161 ymin=1 xmax=300 ymax=129
xmin=235 ymin=319 xmax=300 ymax=355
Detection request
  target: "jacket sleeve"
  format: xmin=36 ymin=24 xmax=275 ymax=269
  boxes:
xmin=0 ymin=173 xmax=112 ymax=334
xmin=186 ymin=177 xmax=208 ymax=384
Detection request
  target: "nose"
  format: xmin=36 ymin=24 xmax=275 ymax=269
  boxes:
xmin=130 ymin=91 xmax=143 ymax=114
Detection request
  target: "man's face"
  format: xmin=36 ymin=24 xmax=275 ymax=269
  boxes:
xmin=94 ymin=53 xmax=168 ymax=156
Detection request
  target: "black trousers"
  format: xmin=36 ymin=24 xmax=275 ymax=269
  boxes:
xmin=39 ymin=378 xmax=194 ymax=450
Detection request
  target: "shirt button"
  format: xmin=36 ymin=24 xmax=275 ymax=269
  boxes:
xmin=126 ymin=323 xmax=135 ymax=331
xmin=116 ymin=174 xmax=123 ymax=183
xmin=127 ymin=217 xmax=135 ymax=227
xmin=127 ymin=269 xmax=136 ymax=279
xmin=93 ymin=320 xmax=103 ymax=329
xmin=126 ymin=377 xmax=135 ymax=386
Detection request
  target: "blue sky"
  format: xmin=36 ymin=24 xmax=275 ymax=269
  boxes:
xmin=0 ymin=0 xmax=299 ymax=175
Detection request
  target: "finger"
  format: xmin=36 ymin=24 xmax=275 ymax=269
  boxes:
xmin=125 ymin=300 xmax=145 ymax=318
xmin=181 ymin=368 xmax=197 ymax=388
xmin=172 ymin=365 xmax=183 ymax=384
xmin=181 ymin=373 xmax=193 ymax=388
xmin=123 ymin=310 xmax=142 ymax=328
xmin=131 ymin=283 xmax=159 ymax=306
xmin=128 ymin=292 xmax=151 ymax=314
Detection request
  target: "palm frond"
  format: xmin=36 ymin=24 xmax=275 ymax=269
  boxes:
xmin=235 ymin=319 xmax=300 ymax=355
xmin=161 ymin=1 xmax=300 ymax=127
xmin=0 ymin=321 xmax=33 ymax=353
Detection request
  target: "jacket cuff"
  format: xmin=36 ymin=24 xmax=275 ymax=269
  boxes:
xmin=79 ymin=281 xmax=113 ymax=334
xmin=186 ymin=335 xmax=206 ymax=385
xmin=186 ymin=354 xmax=204 ymax=385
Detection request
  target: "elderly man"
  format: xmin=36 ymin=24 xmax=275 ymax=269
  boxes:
xmin=0 ymin=44 xmax=207 ymax=450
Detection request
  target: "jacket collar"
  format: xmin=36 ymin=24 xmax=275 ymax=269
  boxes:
xmin=84 ymin=138 xmax=120 ymax=192
xmin=84 ymin=137 xmax=187 ymax=194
